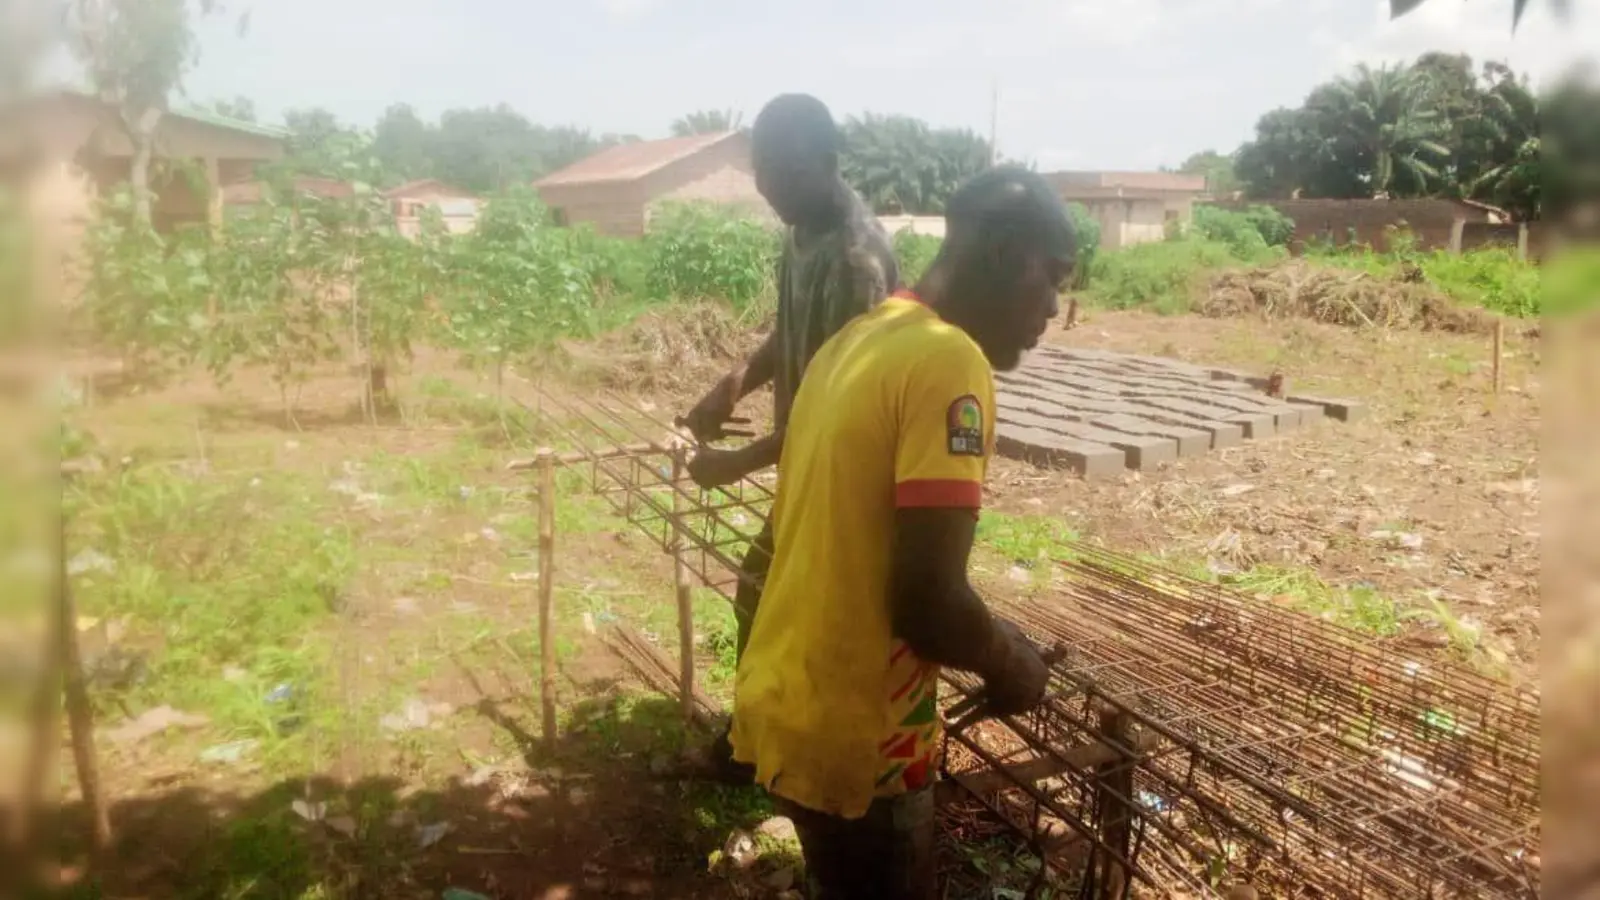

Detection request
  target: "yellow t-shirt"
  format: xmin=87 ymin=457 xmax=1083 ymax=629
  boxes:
xmin=729 ymin=292 xmax=996 ymax=820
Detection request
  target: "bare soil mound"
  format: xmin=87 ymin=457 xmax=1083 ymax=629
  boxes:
xmin=1200 ymin=261 xmax=1502 ymax=334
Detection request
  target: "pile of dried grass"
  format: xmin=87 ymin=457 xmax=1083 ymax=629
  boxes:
xmin=1200 ymin=260 xmax=1502 ymax=334
xmin=561 ymin=302 xmax=761 ymax=395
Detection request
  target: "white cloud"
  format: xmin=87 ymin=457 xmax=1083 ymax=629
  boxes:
xmin=593 ymin=0 xmax=663 ymax=23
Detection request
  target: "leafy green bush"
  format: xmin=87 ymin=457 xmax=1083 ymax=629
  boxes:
xmin=443 ymin=186 xmax=598 ymax=388
xmin=1412 ymin=248 xmax=1539 ymax=317
xmin=79 ymin=191 xmax=213 ymax=376
xmin=1065 ymin=202 xmax=1100 ymax=289
xmin=1189 ymin=206 xmax=1284 ymax=261
xmin=1242 ymin=204 xmax=1295 ymax=247
xmin=892 ymin=228 xmax=941 ymax=286
xmin=1084 ymin=238 xmax=1242 ymax=314
xmin=644 ymin=202 xmax=778 ymax=311
xmin=1308 ymin=238 xmax=1540 ymax=318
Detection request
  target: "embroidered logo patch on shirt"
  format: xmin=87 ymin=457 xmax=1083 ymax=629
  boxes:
xmin=946 ymin=395 xmax=984 ymax=457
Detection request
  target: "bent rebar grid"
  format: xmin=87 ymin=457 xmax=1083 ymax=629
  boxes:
xmin=510 ymin=389 xmax=1541 ymax=900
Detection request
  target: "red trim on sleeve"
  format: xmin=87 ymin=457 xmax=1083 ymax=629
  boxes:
xmin=895 ymin=479 xmax=982 ymax=508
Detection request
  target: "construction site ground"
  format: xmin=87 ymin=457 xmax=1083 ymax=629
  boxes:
xmin=44 ymin=306 xmax=1540 ymax=899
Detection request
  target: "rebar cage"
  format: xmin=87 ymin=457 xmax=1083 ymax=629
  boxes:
xmin=509 ymin=389 xmax=1540 ymax=900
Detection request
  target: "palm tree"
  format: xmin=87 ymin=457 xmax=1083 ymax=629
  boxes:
xmin=670 ymin=109 xmax=743 ymax=137
xmin=1324 ymin=64 xmax=1450 ymax=197
xmin=1468 ymin=72 xmax=1541 ymax=218
xmin=839 ymin=114 xmax=989 ymax=215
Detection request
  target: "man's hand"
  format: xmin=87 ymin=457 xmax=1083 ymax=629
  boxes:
xmin=978 ymin=618 xmax=1050 ymax=716
xmin=687 ymin=447 xmax=752 ymax=490
xmin=680 ymin=383 xmax=737 ymax=444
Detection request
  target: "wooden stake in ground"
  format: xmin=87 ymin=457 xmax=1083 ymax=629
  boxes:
xmin=1091 ymin=701 xmax=1136 ymax=900
xmin=671 ymin=451 xmax=696 ymax=722
xmin=1492 ymin=320 xmax=1505 ymax=395
xmin=537 ymin=451 xmax=558 ymax=747
xmin=20 ymin=515 xmax=112 ymax=866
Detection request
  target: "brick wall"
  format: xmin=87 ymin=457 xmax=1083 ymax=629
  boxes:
xmin=539 ymin=181 xmax=646 ymax=237
xmin=1207 ymin=198 xmax=1492 ymax=254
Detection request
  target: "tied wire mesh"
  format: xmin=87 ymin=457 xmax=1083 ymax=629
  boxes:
xmin=514 ymin=389 xmax=1541 ymax=900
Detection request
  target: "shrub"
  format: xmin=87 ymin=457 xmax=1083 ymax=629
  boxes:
xmin=441 ymin=186 xmax=599 ymax=391
xmin=1190 ymin=206 xmax=1278 ymax=261
xmin=644 ymin=202 xmax=778 ymax=311
xmin=1306 ymin=235 xmax=1540 ymax=318
xmin=1084 ymin=238 xmax=1241 ymax=314
xmin=1065 ymin=202 xmax=1100 ymax=289
xmin=1242 ymin=204 xmax=1295 ymax=247
xmin=78 ymin=189 xmax=211 ymax=376
xmin=892 ymin=228 xmax=941 ymax=286
xmin=1412 ymin=248 xmax=1539 ymax=317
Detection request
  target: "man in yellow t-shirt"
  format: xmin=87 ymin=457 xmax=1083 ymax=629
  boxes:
xmin=729 ymin=167 xmax=1078 ymax=899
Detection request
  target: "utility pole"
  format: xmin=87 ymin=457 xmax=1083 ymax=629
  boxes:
xmin=989 ymin=80 xmax=999 ymax=166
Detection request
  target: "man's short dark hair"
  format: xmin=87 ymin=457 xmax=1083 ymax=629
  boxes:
xmin=944 ymin=166 xmax=1076 ymax=265
xmin=752 ymin=93 xmax=841 ymax=163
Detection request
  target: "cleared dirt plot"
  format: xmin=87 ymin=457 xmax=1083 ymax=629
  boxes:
xmin=20 ymin=184 xmax=1546 ymax=899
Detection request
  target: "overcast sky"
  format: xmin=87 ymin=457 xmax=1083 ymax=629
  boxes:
xmin=175 ymin=0 xmax=1592 ymax=171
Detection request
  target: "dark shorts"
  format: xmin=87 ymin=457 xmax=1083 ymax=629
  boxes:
xmin=775 ymin=788 xmax=939 ymax=900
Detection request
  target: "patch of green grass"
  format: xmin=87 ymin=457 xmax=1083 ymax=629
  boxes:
xmin=976 ymin=511 xmax=1079 ymax=568
xmin=1083 ymin=237 xmax=1281 ymax=314
xmin=697 ymin=594 xmax=740 ymax=691
xmin=66 ymin=463 xmax=351 ymax=739
xmin=364 ymin=444 xmax=503 ymax=515
xmin=688 ymin=781 xmax=775 ymax=843
xmin=1308 ymin=243 xmax=1539 ymax=317
xmin=1215 ymin=565 xmax=1404 ymax=636
xmin=405 ymin=374 xmax=545 ymax=435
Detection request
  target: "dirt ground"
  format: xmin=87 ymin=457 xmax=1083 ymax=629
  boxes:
xmin=1023 ymin=309 xmax=1539 ymax=681
xmin=33 ymin=305 xmax=1538 ymax=898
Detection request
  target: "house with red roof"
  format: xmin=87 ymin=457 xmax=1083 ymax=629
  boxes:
xmin=533 ymin=131 xmax=772 ymax=237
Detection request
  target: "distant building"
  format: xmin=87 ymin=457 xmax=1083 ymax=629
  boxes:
xmin=221 ymin=175 xmax=356 ymax=206
xmin=534 ymin=131 xmax=772 ymax=237
xmin=383 ymin=179 xmax=480 ymax=237
xmin=3 ymin=90 xmax=285 ymax=279
xmin=1044 ymin=171 xmax=1208 ymax=250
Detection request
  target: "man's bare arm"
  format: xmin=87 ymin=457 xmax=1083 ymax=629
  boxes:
xmin=683 ymin=333 xmax=778 ymax=441
xmin=685 ymin=431 xmax=782 ymax=489
xmin=736 ymin=332 xmax=779 ymax=400
xmin=889 ymin=508 xmax=1004 ymax=674
xmin=891 ymin=507 xmax=1048 ymax=714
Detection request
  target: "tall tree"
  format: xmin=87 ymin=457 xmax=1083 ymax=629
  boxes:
xmin=839 ymin=113 xmax=990 ymax=214
xmin=372 ymin=103 xmax=435 ymax=183
xmin=1467 ymin=63 xmax=1541 ymax=218
xmin=430 ymin=104 xmax=540 ymax=192
xmin=1233 ymin=103 xmax=1363 ymax=199
xmin=1175 ymin=149 xmax=1240 ymax=195
xmin=64 ymin=0 xmax=230 ymax=222
xmin=209 ymin=94 xmax=256 ymax=122
xmin=282 ymin=106 xmax=377 ymax=181
xmin=1322 ymin=63 xmax=1450 ymax=197
xmin=669 ymin=109 xmax=742 ymax=137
